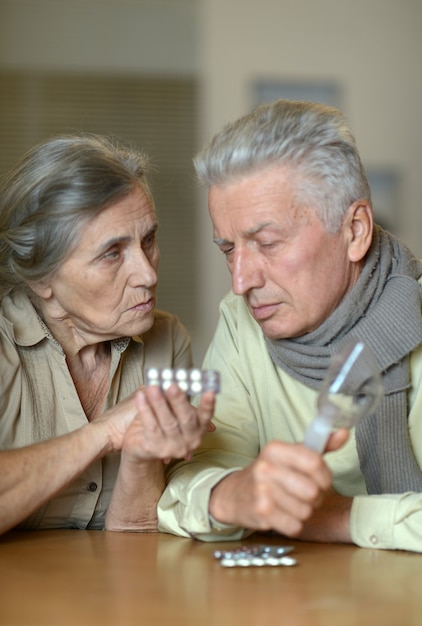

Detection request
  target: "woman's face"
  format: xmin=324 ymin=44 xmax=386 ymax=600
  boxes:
xmin=34 ymin=186 xmax=160 ymax=345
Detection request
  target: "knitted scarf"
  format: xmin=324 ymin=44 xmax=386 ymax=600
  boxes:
xmin=265 ymin=226 xmax=422 ymax=494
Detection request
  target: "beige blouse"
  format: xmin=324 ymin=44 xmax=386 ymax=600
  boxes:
xmin=0 ymin=291 xmax=192 ymax=529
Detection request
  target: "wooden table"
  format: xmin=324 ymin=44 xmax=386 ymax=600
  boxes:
xmin=0 ymin=530 xmax=421 ymax=625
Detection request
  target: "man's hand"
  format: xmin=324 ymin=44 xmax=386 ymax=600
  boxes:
xmin=209 ymin=429 xmax=349 ymax=538
xmin=295 ymin=487 xmax=353 ymax=543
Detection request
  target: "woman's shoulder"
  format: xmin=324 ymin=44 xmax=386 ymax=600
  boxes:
xmin=0 ymin=292 xmax=44 ymax=345
xmin=150 ymin=308 xmax=188 ymax=333
xmin=136 ymin=309 xmax=190 ymax=347
xmin=137 ymin=309 xmax=191 ymax=368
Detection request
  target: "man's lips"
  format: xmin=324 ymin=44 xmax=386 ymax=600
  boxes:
xmin=250 ymin=302 xmax=280 ymax=320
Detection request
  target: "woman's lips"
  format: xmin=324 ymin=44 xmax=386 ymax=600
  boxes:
xmin=129 ymin=298 xmax=154 ymax=313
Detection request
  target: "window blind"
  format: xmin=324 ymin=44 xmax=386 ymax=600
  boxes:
xmin=0 ymin=71 xmax=199 ymax=335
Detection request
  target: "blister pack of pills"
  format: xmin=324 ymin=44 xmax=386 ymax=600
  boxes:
xmin=213 ymin=544 xmax=297 ymax=568
xmin=145 ymin=367 xmax=221 ymax=395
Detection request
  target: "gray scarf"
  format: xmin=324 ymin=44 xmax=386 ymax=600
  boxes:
xmin=265 ymin=226 xmax=422 ymax=494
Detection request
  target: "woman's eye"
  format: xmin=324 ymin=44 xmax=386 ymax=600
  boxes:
xmin=102 ymin=248 xmax=120 ymax=260
xmin=143 ymin=233 xmax=156 ymax=248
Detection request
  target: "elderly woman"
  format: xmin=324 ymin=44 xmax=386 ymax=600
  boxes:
xmin=0 ymin=133 xmax=215 ymax=534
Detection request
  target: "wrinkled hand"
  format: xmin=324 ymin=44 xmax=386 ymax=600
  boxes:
xmin=209 ymin=429 xmax=348 ymax=537
xmin=96 ymin=392 xmax=141 ymax=453
xmin=296 ymin=487 xmax=353 ymax=544
xmin=122 ymin=384 xmax=216 ymax=463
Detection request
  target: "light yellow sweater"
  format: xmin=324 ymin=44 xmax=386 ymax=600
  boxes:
xmin=159 ymin=291 xmax=422 ymax=552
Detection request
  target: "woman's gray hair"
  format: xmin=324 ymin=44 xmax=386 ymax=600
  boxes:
xmin=194 ymin=99 xmax=371 ymax=232
xmin=0 ymin=133 xmax=152 ymax=298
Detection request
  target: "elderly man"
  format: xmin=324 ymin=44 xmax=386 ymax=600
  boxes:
xmin=158 ymin=99 xmax=422 ymax=552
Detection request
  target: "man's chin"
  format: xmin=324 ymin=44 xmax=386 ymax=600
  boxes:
xmin=256 ymin=319 xmax=294 ymax=341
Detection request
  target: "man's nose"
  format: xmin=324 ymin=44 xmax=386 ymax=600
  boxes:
xmin=231 ymin=248 xmax=263 ymax=295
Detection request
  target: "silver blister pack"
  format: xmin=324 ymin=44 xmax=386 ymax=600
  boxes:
xmin=145 ymin=367 xmax=220 ymax=395
xmin=213 ymin=544 xmax=297 ymax=568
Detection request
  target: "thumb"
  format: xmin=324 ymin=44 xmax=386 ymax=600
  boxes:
xmin=325 ymin=428 xmax=349 ymax=452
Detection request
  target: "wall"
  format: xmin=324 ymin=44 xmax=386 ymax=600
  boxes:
xmin=0 ymin=0 xmax=198 ymax=75
xmin=1 ymin=0 xmax=421 ymax=362
xmin=195 ymin=0 xmax=422 ymax=358
xmin=0 ymin=0 xmax=205 ymax=358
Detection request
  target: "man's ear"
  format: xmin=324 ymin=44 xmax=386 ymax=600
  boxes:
xmin=345 ymin=200 xmax=373 ymax=263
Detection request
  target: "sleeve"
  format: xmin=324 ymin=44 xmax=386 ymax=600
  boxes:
xmin=351 ymin=493 xmax=422 ymax=552
xmin=158 ymin=297 xmax=260 ymax=541
xmin=349 ymin=344 xmax=422 ymax=552
xmin=0 ymin=318 xmax=23 ymax=449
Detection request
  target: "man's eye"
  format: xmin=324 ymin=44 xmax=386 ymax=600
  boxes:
xmin=220 ymin=246 xmax=234 ymax=257
xmin=259 ymin=240 xmax=278 ymax=249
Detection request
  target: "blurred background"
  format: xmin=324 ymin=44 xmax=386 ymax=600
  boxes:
xmin=1 ymin=0 xmax=421 ymax=364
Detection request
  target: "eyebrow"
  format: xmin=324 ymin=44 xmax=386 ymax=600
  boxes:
xmin=96 ymin=223 xmax=159 ymax=255
xmin=96 ymin=235 xmax=131 ymax=256
xmin=213 ymin=221 xmax=278 ymax=246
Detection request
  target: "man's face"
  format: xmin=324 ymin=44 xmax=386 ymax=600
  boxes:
xmin=209 ymin=165 xmax=361 ymax=340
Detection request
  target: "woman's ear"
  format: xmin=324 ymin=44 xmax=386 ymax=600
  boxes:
xmin=345 ymin=200 xmax=373 ymax=263
xmin=28 ymin=280 xmax=53 ymax=300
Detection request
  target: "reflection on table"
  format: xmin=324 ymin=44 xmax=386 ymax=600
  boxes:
xmin=0 ymin=529 xmax=421 ymax=625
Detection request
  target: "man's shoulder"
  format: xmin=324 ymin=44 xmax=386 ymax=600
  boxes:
xmin=216 ymin=291 xmax=264 ymax=348
xmin=219 ymin=291 xmax=251 ymax=319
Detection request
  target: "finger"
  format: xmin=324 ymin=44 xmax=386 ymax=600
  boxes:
xmin=162 ymin=384 xmax=199 ymax=433
xmin=259 ymin=442 xmax=333 ymax=500
xmin=238 ymin=468 xmax=315 ymax=536
xmin=255 ymin=453 xmax=328 ymax=508
xmin=161 ymin=386 xmax=217 ymax=454
xmin=258 ymin=484 xmax=316 ymax=535
xmin=196 ymin=391 xmax=216 ymax=426
xmin=142 ymin=385 xmax=183 ymax=435
xmin=133 ymin=390 xmax=187 ymax=459
xmin=325 ymin=428 xmax=349 ymax=452
xmin=144 ymin=385 xmax=203 ymax=458
xmin=163 ymin=386 xmax=215 ymax=433
xmin=134 ymin=390 xmax=164 ymax=434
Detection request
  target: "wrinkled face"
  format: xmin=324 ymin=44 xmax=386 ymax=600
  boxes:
xmin=209 ymin=166 xmax=361 ymax=340
xmin=36 ymin=186 xmax=160 ymax=342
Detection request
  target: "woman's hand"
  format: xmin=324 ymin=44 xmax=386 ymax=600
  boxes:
xmin=105 ymin=385 xmax=216 ymax=531
xmin=122 ymin=384 xmax=216 ymax=463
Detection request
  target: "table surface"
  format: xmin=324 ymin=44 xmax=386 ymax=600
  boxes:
xmin=0 ymin=530 xmax=421 ymax=626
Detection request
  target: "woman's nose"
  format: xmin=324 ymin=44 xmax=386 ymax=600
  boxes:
xmin=130 ymin=248 xmax=158 ymax=288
